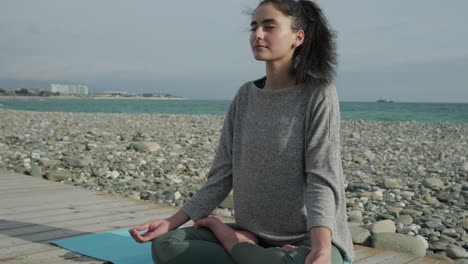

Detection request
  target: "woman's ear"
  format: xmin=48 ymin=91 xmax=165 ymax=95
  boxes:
xmin=294 ymin=29 xmax=305 ymax=47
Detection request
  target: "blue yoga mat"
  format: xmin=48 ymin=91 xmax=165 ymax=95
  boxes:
xmin=51 ymin=227 xmax=353 ymax=264
xmin=51 ymin=227 xmax=176 ymax=264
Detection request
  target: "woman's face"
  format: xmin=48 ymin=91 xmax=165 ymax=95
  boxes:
xmin=250 ymin=3 xmax=303 ymax=63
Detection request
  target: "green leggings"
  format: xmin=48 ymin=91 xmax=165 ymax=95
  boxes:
xmin=152 ymin=223 xmax=345 ymax=264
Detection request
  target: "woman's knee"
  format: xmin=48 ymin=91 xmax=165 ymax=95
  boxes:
xmin=151 ymin=230 xmax=186 ymax=263
xmin=151 ymin=234 xmax=170 ymax=264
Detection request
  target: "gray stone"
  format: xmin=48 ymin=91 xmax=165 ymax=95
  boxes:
xmin=396 ymin=215 xmax=413 ymax=225
xmin=418 ymin=228 xmax=432 ymax=236
xmin=372 ymin=233 xmax=427 ymax=256
xmin=440 ymin=234 xmax=457 ymax=244
xmin=425 ymin=219 xmax=443 ymax=229
xmin=370 ymin=220 xmax=396 ymax=234
xmin=377 ymin=213 xmax=396 ymax=220
xmin=371 ymin=190 xmax=384 ymax=200
xmin=363 ymin=149 xmax=376 ymax=161
xmin=127 ymin=191 xmax=141 ymax=200
xmin=462 ymin=220 xmax=468 ymax=231
xmin=0 ymin=143 xmax=7 ymax=154
xmin=423 ymin=194 xmax=440 ymax=204
xmin=212 ymin=208 xmax=232 ymax=217
xmin=422 ymin=177 xmax=445 ymax=189
xmin=40 ymin=159 xmax=59 ymax=168
xmin=46 ymin=170 xmax=71 ymax=182
xmin=64 ymin=157 xmax=91 ymax=168
xmin=398 ymin=225 xmax=419 ymax=234
xmin=415 ymin=235 xmax=429 ymax=250
xmin=430 ymin=241 xmax=450 ymax=251
xmin=130 ymin=142 xmax=161 ymax=152
xmin=461 ymin=233 xmax=468 ymax=243
xmin=443 ymin=229 xmax=460 ymax=238
xmin=463 ymin=162 xmax=468 ymax=172
xmin=455 ymin=259 xmax=468 ymax=264
xmin=348 ymin=210 xmax=363 ymax=222
xmin=401 ymin=209 xmax=423 ymax=218
xmin=384 ymin=178 xmax=401 ymax=189
xmin=348 ymin=222 xmax=364 ymax=228
xmin=349 ymin=226 xmax=371 ymax=244
xmin=30 ymin=165 xmax=42 ymax=178
xmin=439 ymin=151 xmax=446 ymax=161
xmin=220 ymin=195 xmax=234 ymax=209
xmin=127 ymin=179 xmax=146 ymax=189
xmin=347 ymin=183 xmax=372 ymax=192
xmin=446 ymin=246 xmax=468 ymax=259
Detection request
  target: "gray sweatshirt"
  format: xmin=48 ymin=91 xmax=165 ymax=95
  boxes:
xmin=181 ymin=77 xmax=354 ymax=262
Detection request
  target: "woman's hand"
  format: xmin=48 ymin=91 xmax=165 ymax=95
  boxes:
xmin=128 ymin=218 xmax=172 ymax=243
xmin=306 ymin=226 xmax=332 ymax=264
xmin=304 ymin=244 xmax=332 ymax=264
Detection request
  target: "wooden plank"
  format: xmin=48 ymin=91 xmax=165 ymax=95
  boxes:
xmin=0 ymin=200 xmax=161 ymax=227
xmin=0 ymin=184 xmax=70 ymax=191
xmin=353 ymin=245 xmax=385 ymax=262
xmin=0 ymin=192 xmax=122 ymax=207
xmin=0 ymin=198 xmax=123 ymax=215
xmin=355 ymin=251 xmax=402 ymax=264
xmin=0 ymin=203 xmax=161 ymax=234
xmin=352 ymin=245 xmax=451 ymax=264
xmin=0 ymin=248 xmax=91 ymax=263
xmin=2 ymin=199 xmax=146 ymax=220
xmin=1 ymin=188 xmax=79 ymax=197
xmin=364 ymin=252 xmax=418 ymax=264
xmin=0 ymin=207 xmax=175 ymax=238
xmin=3 ymin=254 xmax=106 ymax=264
xmin=406 ymin=257 xmax=446 ymax=264
xmin=0 ymin=206 xmax=175 ymax=240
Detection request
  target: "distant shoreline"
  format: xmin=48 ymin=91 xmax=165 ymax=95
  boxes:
xmin=0 ymin=95 xmax=187 ymax=100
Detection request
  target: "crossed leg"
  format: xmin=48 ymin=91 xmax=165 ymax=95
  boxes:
xmin=152 ymin=217 xmax=345 ymax=264
xmin=193 ymin=216 xmax=300 ymax=253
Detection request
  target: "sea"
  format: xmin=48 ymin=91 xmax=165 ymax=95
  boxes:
xmin=0 ymin=98 xmax=467 ymax=123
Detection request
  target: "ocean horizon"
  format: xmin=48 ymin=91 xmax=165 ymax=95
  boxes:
xmin=0 ymin=98 xmax=467 ymax=123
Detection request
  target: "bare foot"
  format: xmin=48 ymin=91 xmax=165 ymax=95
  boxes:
xmin=193 ymin=216 xmax=259 ymax=253
xmin=277 ymin=244 xmax=299 ymax=252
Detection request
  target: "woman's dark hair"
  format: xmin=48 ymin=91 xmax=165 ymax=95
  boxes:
xmin=254 ymin=0 xmax=337 ymax=85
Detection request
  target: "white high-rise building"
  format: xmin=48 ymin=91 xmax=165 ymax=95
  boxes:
xmin=51 ymin=84 xmax=88 ymax=95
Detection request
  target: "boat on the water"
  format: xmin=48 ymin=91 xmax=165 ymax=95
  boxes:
xmin=377 ymin=98 xmax=394 ymax=103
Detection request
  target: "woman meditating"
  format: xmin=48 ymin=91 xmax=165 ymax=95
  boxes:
xmin=129 ymin=0 xmax=354 ymax=263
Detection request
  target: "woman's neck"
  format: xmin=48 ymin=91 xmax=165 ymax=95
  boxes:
xmin=264 ymin=60 xmax=297 ymax=90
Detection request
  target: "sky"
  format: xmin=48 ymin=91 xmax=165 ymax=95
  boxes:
xmin=1 ymin=0 xmax=467 ymax=102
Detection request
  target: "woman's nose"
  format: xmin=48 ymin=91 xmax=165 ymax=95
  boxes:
xmin=253 ymin=28 xmax=264 ymax=40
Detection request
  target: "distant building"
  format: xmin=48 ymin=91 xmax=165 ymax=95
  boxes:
xmin=51 ymin=84 xmax=88 ymax=95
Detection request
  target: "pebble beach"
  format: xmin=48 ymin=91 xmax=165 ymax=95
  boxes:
xmin=1 ymin=109 xmax=467 ymax=262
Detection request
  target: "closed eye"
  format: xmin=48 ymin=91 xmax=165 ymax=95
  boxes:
xmin=249 ymin=26 xmax=275 ymax=32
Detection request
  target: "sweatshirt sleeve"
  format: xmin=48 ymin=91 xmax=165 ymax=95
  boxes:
xmin=181 ymin=93 xmax=237 ymax=221
xmin=304 ymin=84 xmax=344 ymax=235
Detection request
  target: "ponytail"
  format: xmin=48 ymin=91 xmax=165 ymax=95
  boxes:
xmin=294 ymin=0 xmax=337 ymax=85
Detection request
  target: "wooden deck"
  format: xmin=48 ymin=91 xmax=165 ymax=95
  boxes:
xmin=0 ymin=170 xmax=451 ymax=264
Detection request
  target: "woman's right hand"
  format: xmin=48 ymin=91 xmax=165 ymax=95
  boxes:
xmin=129 ymin=218 xmax=172 ymax=243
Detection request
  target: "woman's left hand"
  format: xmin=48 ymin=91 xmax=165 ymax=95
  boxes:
xmin=304 ymin=245 xmax=332 ymax=264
